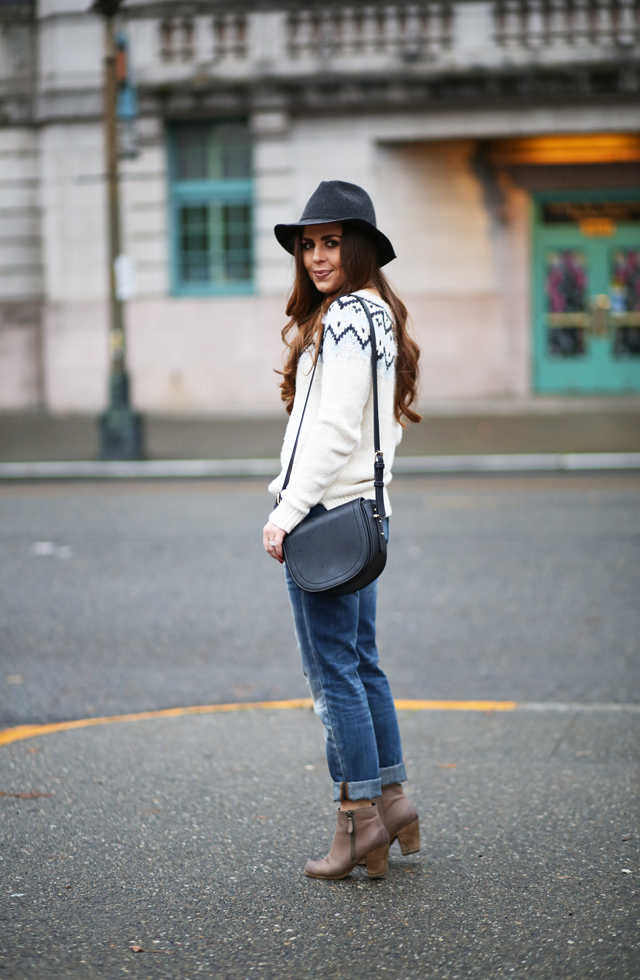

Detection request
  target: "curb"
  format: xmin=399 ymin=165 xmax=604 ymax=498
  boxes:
xmin=0 ymin=453 xmax=639 ymax=480
xmin=394 ymin=453 xmax=640 ymax=473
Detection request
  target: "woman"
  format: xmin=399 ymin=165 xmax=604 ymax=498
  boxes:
xmin=263 ymin=180 xmax=421 ymax=880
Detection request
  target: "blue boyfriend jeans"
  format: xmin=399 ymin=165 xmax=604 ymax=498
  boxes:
xmin=285 ymin=514 xmax=406 ymax=802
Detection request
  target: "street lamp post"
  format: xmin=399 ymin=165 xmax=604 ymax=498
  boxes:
xmin=94 ymin=0 xmax=143 ymax=460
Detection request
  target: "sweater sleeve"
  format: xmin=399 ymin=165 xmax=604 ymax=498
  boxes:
xmin=269 ymin=300 xmax=373 ymax=533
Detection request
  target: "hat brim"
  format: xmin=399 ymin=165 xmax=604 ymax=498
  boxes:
xmin=274 ymin=217 xmax=396 ymax=267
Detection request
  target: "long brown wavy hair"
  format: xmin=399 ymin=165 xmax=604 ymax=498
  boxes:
xmin=278 ymin=223 xmax=421 ymax=426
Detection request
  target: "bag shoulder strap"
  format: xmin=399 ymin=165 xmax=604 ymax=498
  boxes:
xmin=360 ymin=296 xmax=386 ymax=520
xmin=279 ymin=294 xmax=386 ymax=518
xmin=280 ymin=339 xmax=321 ymax=496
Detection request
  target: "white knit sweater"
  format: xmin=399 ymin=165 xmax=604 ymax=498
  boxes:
xmin=268 ymin=289 xmax=403 ymax=534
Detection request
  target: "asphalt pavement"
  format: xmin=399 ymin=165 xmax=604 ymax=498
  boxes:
xmin=1 ymin=475 xmax=638 ymax=723
xmin=1 ymin=474 xmax=639 ymax=979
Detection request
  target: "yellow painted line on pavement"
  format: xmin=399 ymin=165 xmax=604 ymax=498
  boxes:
xmin=394 ymin=700 xmax=516 ymax=712
xmin=0 ymin=699 xmax=315 ymax=747
xmin=0 ymin=698 xmax=517 ymax=748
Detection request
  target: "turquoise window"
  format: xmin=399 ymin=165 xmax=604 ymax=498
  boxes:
xmin=169 ymin=122 xmax=254 ymax=295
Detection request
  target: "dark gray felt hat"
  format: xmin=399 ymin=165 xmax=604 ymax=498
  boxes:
xmin=274 ymin=180 xmax=396 ymax=267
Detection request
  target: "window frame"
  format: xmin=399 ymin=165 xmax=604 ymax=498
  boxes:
xmin=168 ymin=124 xmax=254 ymax=297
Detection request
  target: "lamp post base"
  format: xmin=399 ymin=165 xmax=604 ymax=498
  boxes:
xmin=98 ymin=371 xmax=144 ymax=461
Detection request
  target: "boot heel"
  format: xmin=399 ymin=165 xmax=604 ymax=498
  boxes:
xmin=365 ymin=843 xmax=389 ymax=878
xmin=397 ymin=817 xmax=420 ymax=855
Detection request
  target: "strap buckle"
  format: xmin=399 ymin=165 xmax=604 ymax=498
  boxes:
xmin=374 ymin=451 xmax=384 ymax=489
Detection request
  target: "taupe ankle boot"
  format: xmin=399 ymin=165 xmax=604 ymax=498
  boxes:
xmin=380 ymin=783 xmax=420 ymax=854
xmin=305 ymin=804 xmax=390 ymax=880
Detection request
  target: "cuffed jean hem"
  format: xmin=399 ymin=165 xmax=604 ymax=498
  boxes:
xmin=380 ymin=762 xmax=407 ymax=786
xmin=332 ymin=777 xmax=382 ymax=803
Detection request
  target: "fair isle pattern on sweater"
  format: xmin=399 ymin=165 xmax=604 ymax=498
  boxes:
xmin=323 ymin=294 xmax=396 ymax=372
xmin=268 ymin=290 xmax=403 ymax=535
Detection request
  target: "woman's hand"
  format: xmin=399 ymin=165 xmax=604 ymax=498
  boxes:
xmin=263 ymin=520 xmax=286 ymax=563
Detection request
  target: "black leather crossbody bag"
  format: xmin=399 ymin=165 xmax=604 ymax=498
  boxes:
xmin=278 ymin=295 xmax=387 ymax=597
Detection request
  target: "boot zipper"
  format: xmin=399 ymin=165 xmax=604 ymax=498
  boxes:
xmin=346 ymin=811 xmax=355 ymax=862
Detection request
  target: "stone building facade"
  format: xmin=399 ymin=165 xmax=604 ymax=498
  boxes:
xmin=1 ymin=0 xmax=639 ymax=414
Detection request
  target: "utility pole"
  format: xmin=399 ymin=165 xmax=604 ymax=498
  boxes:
xmin=94 ymin=0 xmax=143 ymax=460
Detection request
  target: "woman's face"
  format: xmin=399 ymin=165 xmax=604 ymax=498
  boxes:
xmin=301 ymin=222 xmax=344 ymax=294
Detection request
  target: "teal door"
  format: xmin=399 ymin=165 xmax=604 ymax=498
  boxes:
xmin=533 ymin=194 xmax=640 ymax=393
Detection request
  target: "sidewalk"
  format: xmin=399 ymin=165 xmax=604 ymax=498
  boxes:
xmin=2 ymin=398 xmax=640 ymax=463
xmin=1 ymin=701 xmax=638 ymax=979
